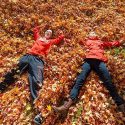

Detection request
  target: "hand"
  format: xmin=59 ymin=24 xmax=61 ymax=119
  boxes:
xmin=36 ymin=25 xmax=42 ymax=29
xmin=119 ymin=39 xmax=125 ymax=46
xmin=64 ymin=38 xmax=71 ymax=42
xmin=79 ymin=39 xmax=85 ymax=45
xmin=33 ymin=25 xmax=42 ymax=30
xmin=57 ymin=29 xmax=64 ymax=35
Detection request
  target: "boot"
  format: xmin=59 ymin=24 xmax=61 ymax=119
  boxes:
xmin=34 ymin=113 xmax=44 ymax=125
xmin=0 ymin=68 xmax=19 ymax=92
xmin=0 ymin=82 xmax=7 ymax=92
xmin=117 ymin=103 xmax=125 ymax=114
xmin=52 ymin=98 xmax=73 ymax=112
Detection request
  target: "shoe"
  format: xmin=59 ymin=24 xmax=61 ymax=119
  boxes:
xmin=34 ymin=113 xmax=44 ymax=125
xmin=0 ymin=82 xmax=7 ymax=92
xmin=52 ymin=98 xmax=73 ymax=112
xmin=117 ymin=104 xmax=125 ymax=114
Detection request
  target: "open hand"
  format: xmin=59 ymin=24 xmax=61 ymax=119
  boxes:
xmin=64 ymin=38 xmax=71 ymax=42
xmin=119 ymin=38 xmax=125 ymax=46
xmin=57 ymin=29 xmax=64 ymax=35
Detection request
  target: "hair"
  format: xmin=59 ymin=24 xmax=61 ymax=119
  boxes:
xmin=45 ymin=30 xmax=52 ymax=34
xmin=88 ymin=31 xmax=98 ymax=37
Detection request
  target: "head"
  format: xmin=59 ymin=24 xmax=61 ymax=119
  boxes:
xmin=44 ymin=30 xmax=52 ymax=39
xmin=88 ymin=31 xmax=98 ymax=39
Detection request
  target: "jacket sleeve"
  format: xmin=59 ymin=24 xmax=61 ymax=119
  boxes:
xmin=33 ymin=26 xmax=40 ymax=41
xmin=51 ymin=35 xmax=65 ymax=45
xmin=102 ymin=41 xmax=120 ymax=48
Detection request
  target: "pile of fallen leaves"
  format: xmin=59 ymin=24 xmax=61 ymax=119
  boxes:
xmin=0 ymin=0 xmax=125 ymax=124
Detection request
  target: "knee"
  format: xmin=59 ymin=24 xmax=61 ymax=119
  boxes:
xmin=76 ymin=78 xmax=84 ymax=84
xmin=73 ymin=79 xmax=84 ymax=90
xmin=103 ymin=73 xmax=112 ymax=83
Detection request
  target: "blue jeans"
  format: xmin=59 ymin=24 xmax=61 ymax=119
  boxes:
xmin=18 ymin=54 xmax=44 ymax=100
xmin=0 ymin=54 xmax=44 ymax=101
xmin=70 ymin=58 xmax=124 ymax=106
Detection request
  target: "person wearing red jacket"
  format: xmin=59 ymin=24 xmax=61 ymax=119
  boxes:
xmin=0 ymin=26 xmax=65 ymax=124
xmin=53 ymin=31 xmax=125 ymax=114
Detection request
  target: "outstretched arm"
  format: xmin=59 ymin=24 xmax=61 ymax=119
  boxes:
xmin=51 ymin=30 xmax=65 ymax=45
xmin=33 ymin=26 xmax=41 ymax=41
xmin=102 ymin=38 xmax=125 ymax=48
xmin=51 ymin=35 xmax=65 ymax=44
xmin=102 ymin=40 xmax=121 ymax=48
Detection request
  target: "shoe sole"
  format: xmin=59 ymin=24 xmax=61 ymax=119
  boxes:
xmin=33 ymin=119 xmax=42 ymax=125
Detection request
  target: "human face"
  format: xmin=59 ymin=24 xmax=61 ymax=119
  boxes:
xmin=45 ymin=30 xmax=52 ymax=39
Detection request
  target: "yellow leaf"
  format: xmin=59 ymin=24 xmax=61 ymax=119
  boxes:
xmin=46 ymin=105 xmax=52 ymax=111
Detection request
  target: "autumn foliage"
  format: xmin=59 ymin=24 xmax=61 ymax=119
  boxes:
xmin=0 ymin=0 xmax=125 ymax=125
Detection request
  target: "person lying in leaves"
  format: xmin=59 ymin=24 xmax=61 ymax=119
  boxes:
xmin=0 ymin=26 xmax=67 ymax=125
xmin=52 ymin=31 xmax=125 ymax=115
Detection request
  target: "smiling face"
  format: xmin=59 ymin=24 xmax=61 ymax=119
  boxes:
xmin=44 ymin=30 xmax=52 ymax=39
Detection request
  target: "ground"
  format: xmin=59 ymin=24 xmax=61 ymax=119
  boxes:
xmin=0 ymin=0 xmax=125 ymax=125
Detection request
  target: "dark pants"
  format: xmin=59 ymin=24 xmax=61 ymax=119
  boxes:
xmin=70 ymin=58 xmax=124 ymax=106
xmin=0 ymin=54 xmax=44 ymax=101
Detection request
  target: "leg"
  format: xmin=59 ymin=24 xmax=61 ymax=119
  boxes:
xmin=18 ymin=54 xmax=30 ymax=74
xmin=0 ymin=55 xmax=29 ymax=92
xmin=27 ymin=55 xmax=44 ymax=124
xmin=52 ymin=62 xmax=91 ymax=112
xmin=70 ymin=62 xmax=91 ymax=100
xmin=28 ymin=55 xmax=44 ymax=101
xmin=94 ymin=61 xmax=125 ymax=106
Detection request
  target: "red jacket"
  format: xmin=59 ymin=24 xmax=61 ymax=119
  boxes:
xmin=81 ymin=37 xmax=120 ymax=62
xmin=28 ymin=27 xmax=64 ymax=57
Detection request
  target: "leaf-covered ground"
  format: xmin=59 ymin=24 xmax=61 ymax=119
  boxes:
xmin=0 ymin=0 xmax=125 ymax=125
